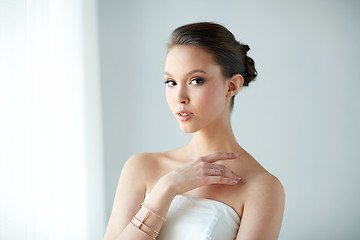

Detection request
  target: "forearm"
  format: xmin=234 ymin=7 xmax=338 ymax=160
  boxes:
xmin=108 ymin=177 xmax=176 ymax=240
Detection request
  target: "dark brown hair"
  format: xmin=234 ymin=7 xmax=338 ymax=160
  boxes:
xmin=167 ymin=22 xmax=257 ymax=112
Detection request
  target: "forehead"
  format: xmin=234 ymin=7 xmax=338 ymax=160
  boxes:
xmin=165 ymin=45 xmax=221 ymax=76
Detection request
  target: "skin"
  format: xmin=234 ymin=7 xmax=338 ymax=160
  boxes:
xmin=104 ymin=45 xmax=285 ymax=240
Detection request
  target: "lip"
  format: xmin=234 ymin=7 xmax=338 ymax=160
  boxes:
xmin=176 ymin=110 xmax=194 ymax=121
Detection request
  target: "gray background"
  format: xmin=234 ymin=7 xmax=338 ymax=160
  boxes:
xmin=98 ymin=0 xmax=360 ymax=239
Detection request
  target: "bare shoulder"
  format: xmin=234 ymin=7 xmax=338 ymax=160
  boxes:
xmin=123 ymin=152 xmax=164 ymax=179
xmin=233 ymin=150 xmax=284 ymax=202
xmin=233 ymin=149 xmax=285 ymax=212
xmin=124 ymin=152 xmax=159 ymax=170
xmin=130 ymin=150 xmax=176 ymax=165
xmin=126 ymin=150 xmax=174 ymax=164
xmin=105 ymin=150 xmax=179 ymax=239
xmin=244 ymin=168 xmax=285 ymax=202
xmin=251 ymin=170 xmax=283 ymax=189
xmin=235 ymin=160 xmax=285 ymax=239
xmin=124 ymin=150 xmax=178 ymax=191
xmin=125 ymin=147 xmax=183 ymax=171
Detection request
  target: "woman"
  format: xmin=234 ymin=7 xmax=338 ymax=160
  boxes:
xmin=104 ymin=22 xmax=285 ymax=240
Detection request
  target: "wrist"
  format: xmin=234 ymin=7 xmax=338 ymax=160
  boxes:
xmin=155 ymin=174 xmax=178 ymax=198
xmin=142 ymin=175 xmax=177 ymax=220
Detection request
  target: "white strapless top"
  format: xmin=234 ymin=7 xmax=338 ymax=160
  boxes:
xmin=145 ymin=194 xmax=240 ymax=240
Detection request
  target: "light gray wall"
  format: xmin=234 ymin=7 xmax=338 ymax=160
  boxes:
xmin=98 ymin=0 xmax=360 ymax=239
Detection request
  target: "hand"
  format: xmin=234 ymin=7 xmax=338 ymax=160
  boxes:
xmin=164 ymin=152 xmax=242 ymax=195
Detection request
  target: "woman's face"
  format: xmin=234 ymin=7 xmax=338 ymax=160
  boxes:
xmin=164 ymin=45 xmax=230 ymax=133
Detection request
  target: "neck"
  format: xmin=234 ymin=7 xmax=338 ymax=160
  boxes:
xmin=185 ymin=113 xmax=242 ymax=159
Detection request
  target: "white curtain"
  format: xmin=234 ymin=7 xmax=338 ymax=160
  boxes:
xmin=0 ymin=0 xmax=105 ymax=239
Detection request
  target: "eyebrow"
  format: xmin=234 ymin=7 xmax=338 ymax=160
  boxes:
xmin=164 ymin=69 xmax=209 ymax=77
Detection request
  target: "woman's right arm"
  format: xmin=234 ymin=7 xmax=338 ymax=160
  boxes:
xmin=104 ymin=152 xmax=242 ymax=240
xmin=104 ymin=153 xmax=164 ymax=240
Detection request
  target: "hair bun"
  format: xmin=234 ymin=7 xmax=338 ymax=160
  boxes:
xmin=240 ymin=43 xmax=250 ymax=54
xmin=239 ymin=44 xmax=257 ymax=86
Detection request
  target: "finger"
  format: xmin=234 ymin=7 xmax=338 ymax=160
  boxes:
xmin=208 ymin=165 xmax=241 ymax=180
xmin=208 ymin=166 xmax=223 ymax=176
xmin=201 ymin=152 xmax=238 ymax=163
xmin=202 ymin=175 xmax=240 ymax=185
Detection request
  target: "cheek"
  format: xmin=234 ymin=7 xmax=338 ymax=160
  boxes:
xmin=196 ymin=86 xmax=225 ymax=111
xmin=197 ymin=89 xmax=213 ymax=104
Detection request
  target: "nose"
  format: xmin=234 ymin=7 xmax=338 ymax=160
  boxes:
xmin=176 ymin=85 xmax=190 ymax=105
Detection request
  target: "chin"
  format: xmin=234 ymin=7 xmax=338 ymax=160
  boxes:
xmin=179 ymin=124 xmax=200 ymax=134
xmin=182 ymin=129 xmax=197 ymax=134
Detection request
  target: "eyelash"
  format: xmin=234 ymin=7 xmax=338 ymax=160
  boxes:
xmin=191 ymin=78 xmax=204 ymax=85
xmin=164 ymin=78 xmax=205 ymax=87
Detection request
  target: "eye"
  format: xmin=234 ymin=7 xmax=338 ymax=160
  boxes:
xmin=164 ymin=80 xmax=177 ymax=87
xmin=190 ymin=78 xmax=205 ymax=85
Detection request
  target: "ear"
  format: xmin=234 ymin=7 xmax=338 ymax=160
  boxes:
xmin=226 ymin=74 xmax=244 ymax=98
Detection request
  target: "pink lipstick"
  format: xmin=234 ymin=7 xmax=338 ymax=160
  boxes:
xmin=176 ymin=110 xmax=194 ymax=121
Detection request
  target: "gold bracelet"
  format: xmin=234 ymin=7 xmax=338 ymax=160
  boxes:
xmin=141 ymin=203 xmax=167 ymax=221
xmin=130 ymin=219 xmax=156 ymax=240
xmin=132 ymin=216 xmax=160 ymax=234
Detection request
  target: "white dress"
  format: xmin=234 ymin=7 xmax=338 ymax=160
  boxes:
xmin=146 ymin=194 xmax=241 ymax=240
